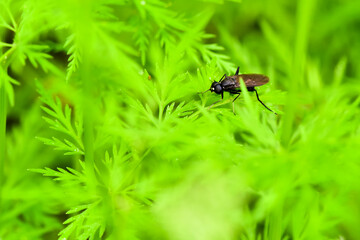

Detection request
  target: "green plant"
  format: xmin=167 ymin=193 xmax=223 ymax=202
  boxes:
xmin=1 ymin=0 xmax=360 ymax=239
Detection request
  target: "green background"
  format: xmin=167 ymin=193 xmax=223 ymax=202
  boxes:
xmin=1 ymin=0 xmax=360 ymax=239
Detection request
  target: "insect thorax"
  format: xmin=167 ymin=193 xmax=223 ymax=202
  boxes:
xmin=221 ymin=78 xmax=237 ymax=89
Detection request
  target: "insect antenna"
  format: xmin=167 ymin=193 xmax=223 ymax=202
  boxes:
xmin=200 ymin=89 xmax=211 ymax=94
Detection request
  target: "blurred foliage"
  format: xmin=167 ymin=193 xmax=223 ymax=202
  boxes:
xmin=1 ymin=0 xmax=360 ymax=239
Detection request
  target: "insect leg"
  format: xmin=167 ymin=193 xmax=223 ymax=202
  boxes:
xmin=208 ymin=99 xmax=222 ymax=109
xmin=232 ymin=92 xmax=241 ymax=102
xmin=219 ymin=74 xmax=227 ymax=81
xmin=235 ymin=66 xmax=239 ymax=75
xmin=254 ymin=89 xmax=277 ymax=115
xmin=229 ymin=91 xmax=241 ymax=114
xmin=208 ymin=92 xmax=224 ymax=109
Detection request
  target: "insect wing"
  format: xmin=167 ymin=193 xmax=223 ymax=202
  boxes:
xmin=239 ymin=74 xmax=269 ymax=87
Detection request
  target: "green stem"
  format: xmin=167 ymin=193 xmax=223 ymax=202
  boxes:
xmin=83 ymin=97 xmax=94 ymax=180
xmin=81 ymin=55 xmax=95 ymax=185
xmin=5 ymin=3 xmax=17 ymax=30
xmin=0 ymin=46 xmax=15 ymax=63
xmin=158 ymin=101 xmax=163 ymax=123
xmin=281 ymin=0 xmax=316 ymax=146
xmin=0 ymin=72 xmax=6 ymax=199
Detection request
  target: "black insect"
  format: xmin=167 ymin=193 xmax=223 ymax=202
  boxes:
xmin=204 ymin=67 xmax=277 ymax=115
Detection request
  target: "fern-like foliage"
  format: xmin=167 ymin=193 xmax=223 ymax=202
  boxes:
xmin=33 ymin=165 xmax=85 ymax=185
xmin=0 ymin=1 xmax=19 ymax=106
xmin=30 ymin=161 xmax=103 ymax=240
xmin=0 ymin=67 xmax=19 ymax=106
xmin=32 ymin=144 xmax=137 ymax=240
xmin=60 ymin=0 xmax=136 ymax=82
xmin=16 ymin=44 xmax=60 ymax=73
xmin=1 ymin=0 xmax=61 ymax=75
xmin=36 ymin=82 xmax=84 ymax=156
xmin=60 ymin=202 xmax=106 ymax=240
xmin=131 ymin=17 xmax=151 ymax=66
xmin=4 ymin=0 xmax=359 ymax=239
xmin=64 ymin=34 xmax=82 ymax=82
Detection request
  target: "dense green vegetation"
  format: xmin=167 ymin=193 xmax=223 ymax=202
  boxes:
xmin=1 ymin=0 xmax=360 ymax=239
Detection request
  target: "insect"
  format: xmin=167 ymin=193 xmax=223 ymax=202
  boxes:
xmin=203 ymin=67 xmax=277 ymax=114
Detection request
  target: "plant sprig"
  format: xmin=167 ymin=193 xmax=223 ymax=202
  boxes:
xmin=36 ymin=81 xmax=84 ymax=156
